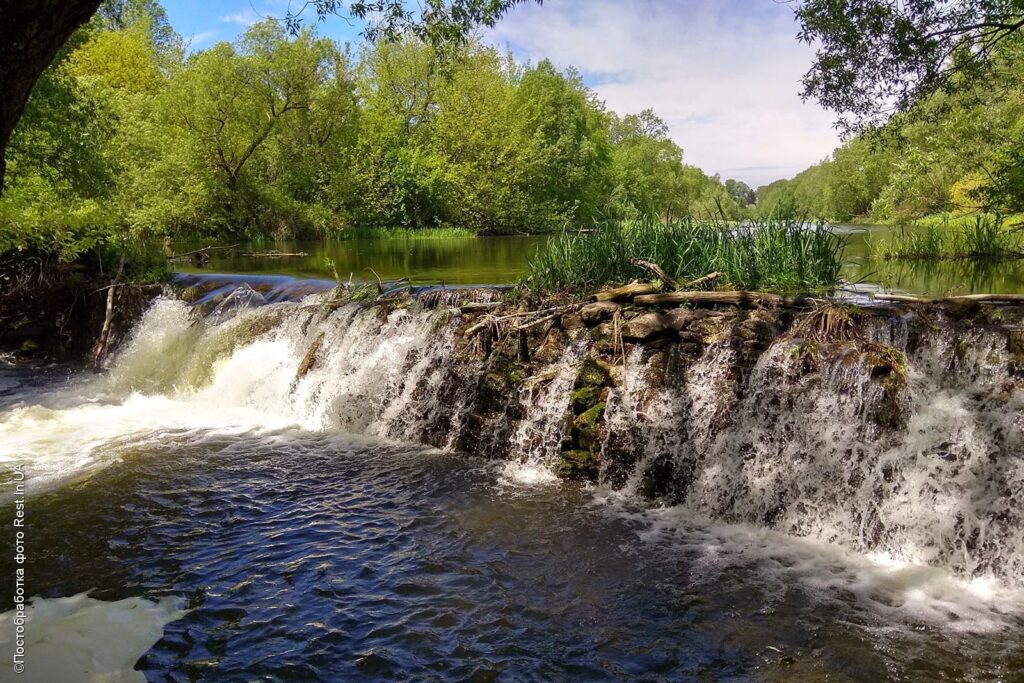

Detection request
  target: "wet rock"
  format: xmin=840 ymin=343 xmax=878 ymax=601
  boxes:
xmin=572 ymin=402 xmax=606 ymax=450
xmin=1008 ymin=329 xmax=1024 ymax=355
xmin=621 ymin=312 xmax=672 ymax=341
xmin=580 ymin=301 xmax=620 ymax=324
xmin=571 ymin=386 xmax=599 ymax=412
xmin=557 ymin=449 xmax=600 ymax=479
xmin=534 ymin=326 xmax=568 ymax=364
xmin=575 ymin=357 xmax=610 ymax=388
xmin=559 ymin=312 xmax=587 ymax=341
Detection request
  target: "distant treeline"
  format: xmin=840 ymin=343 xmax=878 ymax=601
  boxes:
xmin=0 ymin=0 xmax=753 ymax=262
xmin=756 ymin=36 xmax=1024 ymax=225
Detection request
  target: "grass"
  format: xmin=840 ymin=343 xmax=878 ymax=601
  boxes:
xmin=527 ymin=217 xmax=847 ymax=294
xmin=343 ymin=226 xmax=476 ymax=240
xmin=874 ymin=214 xmax=1024 ymax=261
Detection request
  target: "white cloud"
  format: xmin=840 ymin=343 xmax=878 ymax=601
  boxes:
xmin=486 ymin=0 xmax=841 ymax=187
xmin=221 ymin=8 xmax=265 ymax=26
xmin=187 ymin=31 xmax=217 ymax=49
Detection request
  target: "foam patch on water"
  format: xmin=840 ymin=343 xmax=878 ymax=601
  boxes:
xmin=0 ymin=593 xmax=186 ymax=682
xmin=596 ymin=490 xmax=1024 ymax=635
xmin=498 ymin=460 xmax=560 ymax=487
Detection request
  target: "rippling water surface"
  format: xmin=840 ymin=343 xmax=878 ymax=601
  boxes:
xmin=0 ymin=359 xmax=1021 ymax=682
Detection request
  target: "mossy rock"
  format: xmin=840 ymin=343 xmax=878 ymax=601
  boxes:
xmin=557 ymin=449 xmax=600 ymax=480
xmin=476 ymin=372 xmax=510 ymax=413
xmin=571 ymin=386 xmax=599 ymax=412
xmin=575 ymin=402 xmax=606 ymax=427
xmin=575 ymin=357 xmax=610 ymax=388
xmin=571 ymin=402 xmax=606 ymax=450
xmin=1008 ymin=329 xmax=1024 ymax=356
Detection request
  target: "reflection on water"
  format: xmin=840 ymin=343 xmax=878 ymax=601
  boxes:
xmin=179 ymin=228 xmax=1024 ymax=295
xmin=840 ymin=224 xmax=1024 ymax=296
xmin=179 ymin=235 xmax=549 ymax=286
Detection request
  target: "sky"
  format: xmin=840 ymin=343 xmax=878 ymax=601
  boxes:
xmin=161 ymin=0 xmax=841 ymax=188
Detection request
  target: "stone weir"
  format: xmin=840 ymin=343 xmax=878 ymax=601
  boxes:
xmin=157 ymin=273 xmax=1024 ymax=584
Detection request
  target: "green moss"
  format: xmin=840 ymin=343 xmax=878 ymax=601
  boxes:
xmin=575 ymin=357 xmax=609 ymax=388
xmin=557 ymin=449 xmax=600 ymax=480
xmin=571 ymin=386 xmax=599 ymax=412
xmin=576 ymin=402 xmax=606 ymax=427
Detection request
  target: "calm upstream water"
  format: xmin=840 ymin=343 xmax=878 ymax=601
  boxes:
xmin=0 ymin=282 xmax=1022 ymax=681
xmin=176 ymin=226 xmax=1024 ymax=295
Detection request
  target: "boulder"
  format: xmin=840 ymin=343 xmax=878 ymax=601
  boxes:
xmin=580 ymin=301 xmax=620 ymax=323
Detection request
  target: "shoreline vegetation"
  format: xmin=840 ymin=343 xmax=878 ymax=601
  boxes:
xmin=527 ymin=218 xmax=845 ymax=294
xmin=872 ymin=214 xmax=1024 ymax=262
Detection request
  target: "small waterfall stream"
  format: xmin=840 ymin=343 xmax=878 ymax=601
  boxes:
xmin=2 ymin=279 xmax=1022 ymax=590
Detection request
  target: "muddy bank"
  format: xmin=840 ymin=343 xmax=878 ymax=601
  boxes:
xmin=0 ymin=260 xmax=162 ymax=362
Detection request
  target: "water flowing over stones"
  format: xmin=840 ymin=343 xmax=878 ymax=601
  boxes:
xmin=100 ymin=274 xmax=1024 ymax=587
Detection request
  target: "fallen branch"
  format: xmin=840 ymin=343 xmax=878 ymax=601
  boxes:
xmin=593 ymin=282 xmax=662 ymax=302
xmin=628 ymin=258 xmax=679 ymax=289
xmin=683 ymin=271 xmax=723 ymax=288
xmin=91 ymin=257 xmax=125 ymax=371
xmin=170 ymin=244 xmax=238 ymax=260
xmin=242 ymin=250 xmax=310 ymax=257
xmin=513 ymin=306 xmax=577 ymax=332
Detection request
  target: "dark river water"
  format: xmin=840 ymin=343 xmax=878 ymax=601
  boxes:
xmin=176 ymin=226 xmax=1024 ymax=295
xmin=0 ymin=358 xmax=1021 ymax=681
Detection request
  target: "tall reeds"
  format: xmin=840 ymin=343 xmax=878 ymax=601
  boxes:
xmin=528 ymin=217 xmax=847 ymax=293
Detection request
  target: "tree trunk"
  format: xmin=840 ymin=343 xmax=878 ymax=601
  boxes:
xmin=0 ymin=0 xmax=102 ymax=192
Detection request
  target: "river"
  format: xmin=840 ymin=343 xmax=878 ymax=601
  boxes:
xmin=0 ymin=278 xmax=1021 ymax=681
xmin=175 ymin=226 xmax=1024 ymax=296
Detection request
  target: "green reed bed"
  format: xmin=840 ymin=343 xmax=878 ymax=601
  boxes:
xmin=875 ymin=215 xmax=1024 ymax=261
xmin=528 ymin=218 xmax=847 ymax=293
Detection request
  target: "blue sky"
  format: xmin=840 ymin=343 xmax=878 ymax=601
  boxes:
xmin=162 ymin=0 xmax=840 ymax=187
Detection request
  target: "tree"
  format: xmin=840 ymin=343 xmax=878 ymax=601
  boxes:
xmin=511 ymin=60 xmax=611 ymax=228
xmin=797 ymin=0 xmax=1024 ymax=134
xmin=286 ymin=0 xmax=541 ymax=44
xmin=606 ymin=110 xmax=698 ymax=220
xmin=0 ymin=0 xmax=104 ymax=191
xmin=724 ymin=178 xmax=756 ymax=207
xmin=149 ymin=21 xmax=348 ymax=234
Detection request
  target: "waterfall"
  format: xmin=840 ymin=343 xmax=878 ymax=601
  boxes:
xmin=2 ymin=278 xmax=1022 ymax=588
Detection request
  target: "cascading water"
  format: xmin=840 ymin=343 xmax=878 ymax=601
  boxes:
xmin=2 ymin=278 xmax=1023 ymax=679
xmin=601 ymin=314 xmax=1024 ymax=585
xmin=5 ymin=283 xmax=1021 ymax=586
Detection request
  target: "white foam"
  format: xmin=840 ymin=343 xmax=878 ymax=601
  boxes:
xmin=0 ymin=593 xmax=186 ymax=682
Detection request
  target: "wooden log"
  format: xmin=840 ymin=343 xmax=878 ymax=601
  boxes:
xmin=296 ymin=332 xmax=325 ymax=380
xmin=460 ymin=302 xmax=502 ymax=313
xmin=628 ymin=258 xmax=679 ymax=289
xmin=634 ymin=290 xmax=788 ymax=307
xmin=593 ymin=282 xmax=662 ymax=302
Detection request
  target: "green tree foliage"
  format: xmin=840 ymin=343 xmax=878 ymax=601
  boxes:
xmin=797 ymin=0 xmax=1024 ymax=134
xmin=1 ymin=0 xmax=760 ymax=262
xmin=286 ymin=0 xmax=540 ymax=45
xmin=759 ymin=33 xmax=1024 ymax=224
